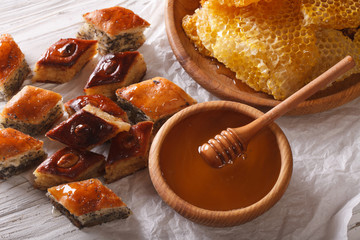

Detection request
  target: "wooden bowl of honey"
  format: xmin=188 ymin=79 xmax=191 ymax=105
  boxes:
xmin=148 ymin=101 xmax=293 ymax=227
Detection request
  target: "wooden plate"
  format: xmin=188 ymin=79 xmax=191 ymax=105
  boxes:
xmin=149 ymin=101 xmax=293 ymax=226
xmin=165 ymin=0 xmax=360 ymax=115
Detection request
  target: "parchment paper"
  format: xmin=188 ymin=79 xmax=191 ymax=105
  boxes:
xmin=1 ymin=0 xmax=360 ymax=239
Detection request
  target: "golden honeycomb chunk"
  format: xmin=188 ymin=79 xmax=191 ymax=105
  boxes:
xmin=217 ymin=0 xmax=270 ymax=7
xmin=308 ymin=28 xmax=360 ymax=84
xmin=183 ymin=0 xmax=360 ymax=100
xmin=187 ymin=0 xmax=319 ymax=100
xmin=301 ymin=0 xmax=360 ymax=29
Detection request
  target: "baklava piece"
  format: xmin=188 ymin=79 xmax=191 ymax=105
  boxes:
xmin=32 ymin=38 xmax=97 ymax=83
xmin=0 ymin=128 xmax=46 ymax=179
xmin=33 ymin=147 xmax=105 ymax=190
xmin=0 ymin=85 xmax=64 ymax=136
xmin=0 ymin=34 xmax=30 ymax=101
xmin=116 ymin=77 xmax=197 ymax=130
xmin=46 ymin=178 xmax=131 ymax=228
xmin=46 ymin=104 xmax=131 ymax=150
xmin=105 ymin=121 xmax=153 ymax=183
xmin=64 ymin=94 xmax=128 ymax=122
xmin=77 ymin=6 xmax=150 ymax=54
xmin=84 ymin=51 xmax=146 ymax=99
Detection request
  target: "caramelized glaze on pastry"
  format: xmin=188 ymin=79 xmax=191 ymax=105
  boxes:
xmin=84 ymin=52 xmax=146 ymax=99
xmin=116 ymin=77 xmax=197 ymax=130
xmin=0 ymin=85 xmax=63 ymax=136
xmin=33 ymin=147 xmax=105 ymax=190
xmin=82 ymin=7 xmax=150 ymax=37
xmin=105 ymin=121 xmax=153 ymax=183
xmin=46 ymin=104 xmax=130 ymax=149
xmin=0 ymin=128 xmax=46 ymax=179
xmin=0 ymin=34 xmax=30 ymax=100
xmin=46 ymin=178 xmax=131 ymax=228
xmin=32 ymin=38 xmax=97 ymax=83
xmin=77 ymin=6 xmax=150 ymax=54
xmin=64 ymin=94 xmax=128 ymax=122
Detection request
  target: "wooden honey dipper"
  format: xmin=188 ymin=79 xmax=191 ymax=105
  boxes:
xmin=199 ymin=56 xmax=356 ymax=168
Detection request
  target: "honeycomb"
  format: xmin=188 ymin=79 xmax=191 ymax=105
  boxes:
xmin=309 ymin=28 xmax=360 ymax=84
xmin=182 ymin=0 xmax=360 ymax=100
xmin=216 ymin=0 xmax=268 ymax=7
xmin=354 ymin=29 xmax=360 ymax=46
xmin=184 ymin=0 xmax=319 ymax=99
xmin=301 ymin=0 xmax=360 ymax=29
xmin=182 ymin=14 xmax=211 ymax=56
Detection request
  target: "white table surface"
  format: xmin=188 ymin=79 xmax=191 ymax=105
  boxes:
xmin=1 ymin=0 xmax=360 ymax=239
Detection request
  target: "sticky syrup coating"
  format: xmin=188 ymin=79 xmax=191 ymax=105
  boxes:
xmin=47 ymin=178 xmax=126 ymax=216
xmin=82 ymin=6 xmax=150 ymax=37
xmin=0 ymin=34 xmax=24 ymax=82
xmin=64 ymin=94 xmax=129 ymax=122
xmin=0 ymin=128 xmax=43 ymax=160
xmin=115 ymin=77 xmax=197 ymax=121
xmin=1 ymin=86 xmax=62 ymax=123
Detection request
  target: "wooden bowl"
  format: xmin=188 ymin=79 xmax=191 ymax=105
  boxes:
xmin=148 ymin=101 xmax=293 ymax=227
xmin=165 ymin=0 xmax=360 ymax=115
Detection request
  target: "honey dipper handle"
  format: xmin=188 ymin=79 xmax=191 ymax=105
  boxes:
xmin=231 ymin=55 xmax=356 ymax=147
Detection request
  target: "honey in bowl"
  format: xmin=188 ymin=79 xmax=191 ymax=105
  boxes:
xmin=159 ymin=109 xmax=281 ymax=211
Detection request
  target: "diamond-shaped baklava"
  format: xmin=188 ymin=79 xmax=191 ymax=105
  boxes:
xmin=32 ymin=38 xmax=97 ymax=83
xmin=64 ymin=94 xmax=129 ymax=122
xmin=0 ymin=85 xmax=64 ymax=136
xmin=0 ymin=128 xmax=46 ymax=179
xmin=46 ymin=178 xmax=131 ymax=228
xmin=105 ymin=121 xmax=153 ymax=183
xmin=33 ymin=147 xmax=105 ymax=190
xmin=77 ymin=6 xmax=150 ymax=54
xmin=46 ymin=104 xmax=130 ymax=150
xmin=0 ymin=34 xmax=30 ymax=100
xmin=84 ymin=51 xmax=146 ymax=99
xmin=116 ymin=77 xmax=197 ymax=131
